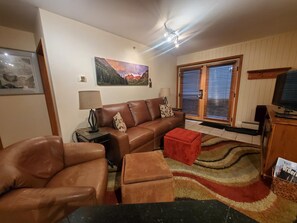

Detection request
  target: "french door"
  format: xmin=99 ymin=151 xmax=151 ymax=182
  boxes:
xmin=178 ymin=56 xmax=241 ymax=126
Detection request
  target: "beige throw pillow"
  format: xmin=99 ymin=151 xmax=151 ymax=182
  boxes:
xmin=113 ymin=112 xmax=127 ymax=133
xmin=159 ymin=104 xmax=174 ymax=118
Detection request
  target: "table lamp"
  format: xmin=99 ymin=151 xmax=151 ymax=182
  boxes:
xmin=160 ymin=88 xmax=171 ymax=104
xmin=79 ymin=90 xmax=102 ymax=133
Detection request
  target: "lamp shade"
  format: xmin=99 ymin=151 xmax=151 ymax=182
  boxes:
xmin=79 ymin=90 xmax=102 ymax=109
xmin=159 ymin=88 xmax=171 ymax=97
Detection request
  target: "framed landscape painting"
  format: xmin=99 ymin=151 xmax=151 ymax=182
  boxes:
xmin=0 ymin=48 xmax=43 ymax=95
xmin=95 ymin=57 xmax=149 ymax=86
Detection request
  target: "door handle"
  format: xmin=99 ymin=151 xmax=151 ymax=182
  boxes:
xmin=198 ymin=90 xmax=203 ymax=99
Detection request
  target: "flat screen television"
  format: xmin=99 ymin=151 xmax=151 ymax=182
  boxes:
xmin=272 ymin=70 xmax=297 ymax=117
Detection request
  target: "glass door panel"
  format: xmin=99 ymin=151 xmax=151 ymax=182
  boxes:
xmin=181 ymin=69 xmax=201 ymax=117
xmin=205 ymin=64 xmax=233 ymax=121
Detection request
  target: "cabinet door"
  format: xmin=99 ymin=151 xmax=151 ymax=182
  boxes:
xmin=261 ymin=118 xmax=272 ymax=176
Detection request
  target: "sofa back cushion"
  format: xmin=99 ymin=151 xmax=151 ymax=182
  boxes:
xmin=128 ymin=100 xmax=152 ymax=125
xmin=146 ymin=97 xmax=164 ymax=120
xmin=0 ymin=136 xmax=64 ymax=195
xmin=97 ymin=103 xmax=135 ymax=128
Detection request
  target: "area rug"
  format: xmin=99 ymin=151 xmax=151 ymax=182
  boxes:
xmin=106 ymin=134 xmax=297 ymax=223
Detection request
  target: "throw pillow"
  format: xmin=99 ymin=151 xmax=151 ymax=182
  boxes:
xmin=113 ymin=112 xmax=127 ymax=133
xmin=159 ymin=104 xmax=174 ymax=118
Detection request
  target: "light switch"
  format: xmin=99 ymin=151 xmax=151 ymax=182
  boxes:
xmin=79 ymin=75 xmax=87 ymax=82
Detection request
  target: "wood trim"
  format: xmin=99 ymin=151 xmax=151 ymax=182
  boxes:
xmin=228 ymin=64 xmax=237 ymax=122
xmin=179 ymin=68 xmax=184 ymax=109
xmin=247 ymin=67 xmax=291 ymax=80
xmin=201 ymin=65 xmax=208 ymax=119
xmin=231 ymin=55 xmax=243 ymax=127
xmin=179 ymin=66 xmax=203 ymax=72
xmin=176 ymin=66 xmax=179 ymax=108
xmin=206 ymin=60 xmax=237 ymax=68
xmin=36 ymin=40 xmax=60 ymax=136
xmin=177 ymin=55 xmax=243 ymax=69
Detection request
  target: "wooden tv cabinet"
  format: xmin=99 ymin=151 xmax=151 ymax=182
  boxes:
xmin=261 ymin=105 xmax=297 ymax=178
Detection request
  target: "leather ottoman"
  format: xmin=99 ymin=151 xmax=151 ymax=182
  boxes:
xmin=121 ymin=151 xmax=174 ymax=204
xmin=164 ymin=128 xmax=201 ymax=165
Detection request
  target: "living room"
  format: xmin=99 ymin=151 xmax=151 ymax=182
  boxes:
xmin=0 ymin=1 xmax=297 ymax=222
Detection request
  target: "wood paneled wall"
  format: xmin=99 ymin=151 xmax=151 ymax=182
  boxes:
xmin=177 ymin=31 xmax=297 ymax=126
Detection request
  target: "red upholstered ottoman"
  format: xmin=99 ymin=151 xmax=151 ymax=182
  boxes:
xmin=164 ymin=128 xmax=201 ymax=165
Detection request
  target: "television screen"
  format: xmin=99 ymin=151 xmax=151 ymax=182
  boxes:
xmin=272 ymin=70 xmax=297 ymax=112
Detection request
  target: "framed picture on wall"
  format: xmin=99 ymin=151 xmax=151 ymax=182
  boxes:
xmin=95 ymin=57 xmax=149 ymax=86
xmin=0 ymin=47 xmax=43 ymax=95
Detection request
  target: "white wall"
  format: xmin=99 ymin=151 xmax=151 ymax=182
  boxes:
xmin=38 ymin=9 xmax=177 ymax=142
xmin=0 ymin=26 xmax=52 ymax=147
xmin=177 ymin=31 xmax=297 ymax=126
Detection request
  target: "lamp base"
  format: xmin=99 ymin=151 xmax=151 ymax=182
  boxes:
xmin=88 ymin=109 xmax=99 ymax=133
xmin=88 ymin=128 xmax=99 ymax=133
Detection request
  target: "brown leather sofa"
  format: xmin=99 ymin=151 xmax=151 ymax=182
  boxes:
xmin=0 ymin=136 xmax=108 ymax=223
xmin=96 ymin=97 xmax=185 ymax=167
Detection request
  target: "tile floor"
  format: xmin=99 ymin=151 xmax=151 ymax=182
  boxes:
xmin=185 ymin=120 xmax=261 ymax=146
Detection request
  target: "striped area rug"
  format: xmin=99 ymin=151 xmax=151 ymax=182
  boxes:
xmin=166 ymin=134 xmax=297 ymax=223
xmin=105 ymin=134 xmax=297 ymax=222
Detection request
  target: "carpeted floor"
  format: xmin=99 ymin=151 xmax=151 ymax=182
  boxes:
xmin=106 ymin=134 xmax=297 ymax=223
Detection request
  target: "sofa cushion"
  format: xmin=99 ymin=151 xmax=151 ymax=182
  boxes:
xmin=113 ymin=112 xmax=127 ymax=133
xmin=166 ymin=115 xmax=184 ymax=128
xmin=145 ymin=98 xmax=164 ymax=120
xmin=138 ymin=120 xmax=172 ymax=137
xmin=126 ymin=127 xmax=154 ymax=150
xmin=97 ymin=103 xmax=135 ymax=128
xmin=128 ymin=100 xmax=152 ymax=125
xmin=46 ymin=159 xmax=108 ymax=204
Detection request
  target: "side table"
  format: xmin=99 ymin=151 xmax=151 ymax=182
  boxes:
xmin=75 ymin=127 xmax=110 ymax=145
xmin=75 ymin=127 xmax=113 ymax=167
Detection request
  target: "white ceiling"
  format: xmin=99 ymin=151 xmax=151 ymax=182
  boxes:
xmin=1 ymin=0 xmax=297 ymax=56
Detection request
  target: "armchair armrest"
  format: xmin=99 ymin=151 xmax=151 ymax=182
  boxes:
xmin=64 ymin=142 xmax=105 ymax=167
xmin=100 ymin=127 xmax=130 ymax=166
xmin=0 ymin=187 xmax=96 ymax=211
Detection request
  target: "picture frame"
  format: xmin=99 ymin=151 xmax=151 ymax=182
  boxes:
xmin=95 ymin=57 xmax=149 ymax=86
xmin=0 ymin=48 xmax=43 ymax=95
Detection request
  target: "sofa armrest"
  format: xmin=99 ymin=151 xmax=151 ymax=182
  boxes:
xmin=100 ymin=127 xmax=130 ymax=166
xmin=173 ymin=110 xmax=185 ymax=119
xmin=64 ymin=142 xmax=105 ymax=167
xmin=173 ymin=111 xmax=186 ymax=128
xmin=0 ymin=187 xmax=96 ymax=211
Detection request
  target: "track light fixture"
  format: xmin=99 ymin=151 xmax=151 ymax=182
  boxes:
xmin=164 ymin=23 xmax=179 ymax=48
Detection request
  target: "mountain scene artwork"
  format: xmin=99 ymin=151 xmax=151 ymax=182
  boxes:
xmin=95 ymin=57 xmax=148 ymax=85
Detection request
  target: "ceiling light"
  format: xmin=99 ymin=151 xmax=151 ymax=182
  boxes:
xmin=164 ymin=23 xmax=180 ymax=49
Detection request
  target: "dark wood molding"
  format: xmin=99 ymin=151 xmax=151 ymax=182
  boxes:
xmin=247 ymin=67 xmax=291 ymax=80
xmin=177 ymin=55 xmax=243 ymax=69
xmin=36 ymin=40 xmax=61 ymax=136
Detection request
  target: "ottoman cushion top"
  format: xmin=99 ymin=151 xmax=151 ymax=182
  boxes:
xmin=123 ymin=151 xmax=172 ymax=184
xmin=166 ymin=128 xmax=200 ymax=143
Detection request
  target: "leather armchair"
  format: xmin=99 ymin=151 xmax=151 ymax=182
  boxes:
xmin=0 ymin=136 xmax=108 ymax=223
